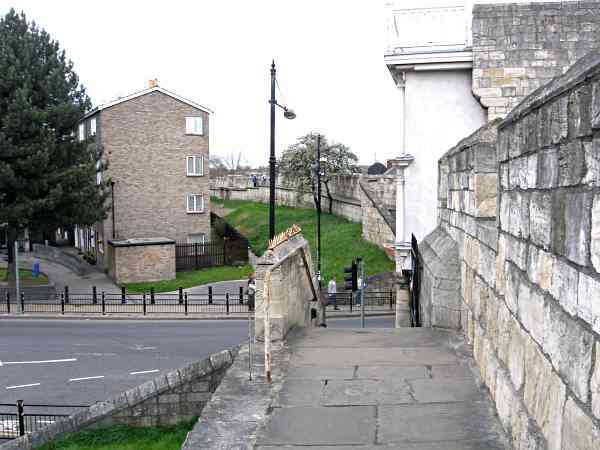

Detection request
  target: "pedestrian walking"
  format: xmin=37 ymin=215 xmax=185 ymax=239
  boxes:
xmin=247 ymin=273 xmax=256 ymax=311
xmin=327 ymin=278 xmax=338 ymax=310
xmin=356 ymin=277 xmax=363 ymax=305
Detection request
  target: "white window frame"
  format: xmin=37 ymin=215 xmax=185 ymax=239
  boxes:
xmin=185 ymin=116 xmax=204 ymax=135
xmin=186 ymin=155 xmax=204 ymax=176
xmin=78 ymin=123 xmax=85 ymax=141
xmin=96 ymin=160 xmax=102 ymax=185
xmin=186 ymin=194 xmax=204 ymax=213
xmin=90 ymin=117 xmax=97 ymax=136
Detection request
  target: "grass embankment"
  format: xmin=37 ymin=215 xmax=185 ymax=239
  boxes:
xmin=36 ymin=419 xmax=195 ymax=450
xmin=211 ymin=197 xmax=394 ymax=283
xmin=124 ymin=265 xmax=253 ymax=293
xmin=0 ymin=267 xmax=49 ymax=285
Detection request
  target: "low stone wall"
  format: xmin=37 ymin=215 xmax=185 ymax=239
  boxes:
xmin=420 ymin=52 xmax=600 ymax=449
xmin=0 ymin=348 xmax=237 ymax=450
xmin=107 ymin=238 xmax=175 ymax=284
xmin=254 ymin=231 xmax=320 ymax=341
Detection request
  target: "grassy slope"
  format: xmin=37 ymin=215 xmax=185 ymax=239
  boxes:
xmin=0 ymin=268 xmax=49 ymax=285
xmin=36 ymin=419 xmax=195 ymax=450
xmin=212 ymin=197 xmax=394 ymax=283
xmin=124 ymin=265 xmax=253 ymax=293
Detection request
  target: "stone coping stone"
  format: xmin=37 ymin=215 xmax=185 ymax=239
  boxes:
xmin=107 ymin=237 xmax=175 ymax=247
xmin=181 ymin=341 xmax=290 ymax=450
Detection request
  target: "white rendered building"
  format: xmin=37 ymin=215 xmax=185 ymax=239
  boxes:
xmin=385 ymin=1 xmax=487 ymax=248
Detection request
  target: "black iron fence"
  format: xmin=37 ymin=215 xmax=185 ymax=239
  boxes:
xmin=0 ymin=285 xmax=254 ymax=316
xmin=175 ymin=238 xmax=249 ymax=271
xmin=0 ymin=402 xmax=88 ymax=440
xmin=323 ymin=290 xmax=395 ymax=312
xmin=409 ymin=233 xmax=421 ymax=327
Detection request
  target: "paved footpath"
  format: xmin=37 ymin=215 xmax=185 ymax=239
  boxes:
xmin=184 ymin=327 xmax=510 ymax=449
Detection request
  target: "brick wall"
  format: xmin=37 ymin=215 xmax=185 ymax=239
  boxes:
xmin=107 ymin=238 xmax=175 ymax=284
xmin=101 ymin=91 xmax=210 ymax=243
xmin=0 ymin=348 xmax=237 ymax=450
xmin=420 ymin=51 xmax=600 ymax=448
xmin=472 ymin=1 xmax=600 ymax=120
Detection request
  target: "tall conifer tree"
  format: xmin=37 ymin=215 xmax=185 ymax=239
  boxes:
xmin=0 ymin=9 xmax=108 ymax=262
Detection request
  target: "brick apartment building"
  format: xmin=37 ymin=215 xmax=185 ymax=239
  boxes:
xmin=75 ymin=81 xmax=212 ymax=270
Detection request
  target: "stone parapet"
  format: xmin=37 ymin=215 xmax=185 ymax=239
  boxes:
xmin=420 ymin=50 xmax=600 ymax=449
xmin=254 ymin=232 xmax=320 ymax=341
xmin=0 ymin=348 xmax=237 ymax=450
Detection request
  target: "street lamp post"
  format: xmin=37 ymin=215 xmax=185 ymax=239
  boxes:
xmin=268 ymin=60 xmax=296 ymax=240
xmin=269 ymin=62 xmax=276 ymax=240
xmin=315 ymin=134 xmax=322 ymax=286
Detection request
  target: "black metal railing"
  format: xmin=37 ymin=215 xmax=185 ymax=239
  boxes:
xmin=175 ymin=238 xmax=248 ymax=271
xmin=0 ymin=402 xmax=88 ymax=440
xmin=410 ymin=233 xmax=421 ymax=327
xmin=0 ymin=286 xmax=254 ymax=315
xmin=323 ymin=290 xmax=395 ymax=312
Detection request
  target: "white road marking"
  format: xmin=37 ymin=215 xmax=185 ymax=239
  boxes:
xmin=68 ymin=376 xmax=105 ymax=382
xmin=130 ymin=369 xmax=159 ymax=375
xmin=0 ymin=358 xmax=77 ymax=366
xmin=6 ymin=383 xmax=41 ymax=390
xmin=131 ymin=345 xmax=157 ymax=351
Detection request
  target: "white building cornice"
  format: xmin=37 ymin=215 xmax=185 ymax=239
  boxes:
xmin=385 ymin=50 xmax=473 ymax=71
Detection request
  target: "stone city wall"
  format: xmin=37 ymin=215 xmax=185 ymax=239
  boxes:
xmin=473 ymin=1 xmax=600 ymax=120
xmin=359 ymin=181 xmax=396 ymax=252
xmin=420 ymin=52 xmax=600 ymax=449
xmin=254 ymin=232 xmax=320 ymax=341
xmin=422 ymin=120 xmax=500 ymax=329
xmin=0 ymin=348 xmax=237 ymax=450
xmin=107 ymin=238 xmax=176 ymax=284
xmin=210 ymin=174 xmax=397 ymax=252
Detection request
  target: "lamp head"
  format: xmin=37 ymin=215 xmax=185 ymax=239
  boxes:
xmin=283 ymin=108 xmax=296 ymax=120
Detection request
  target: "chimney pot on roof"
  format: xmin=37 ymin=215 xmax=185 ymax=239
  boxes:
xmin=148 ymin=79 xmax=157 ymax=88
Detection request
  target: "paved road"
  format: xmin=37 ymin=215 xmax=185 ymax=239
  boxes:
xmin=0 ymin=320 xmax=250 ymax=411
xmin=0 ymin=317 xmax=392 ymax=412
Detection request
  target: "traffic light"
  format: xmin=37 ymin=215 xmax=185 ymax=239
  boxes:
xmin=344 ymin=259 xmax=358 ymax=291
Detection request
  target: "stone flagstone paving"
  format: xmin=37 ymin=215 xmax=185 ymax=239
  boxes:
xmin=256 ymin=327 xmax=509 ymax=449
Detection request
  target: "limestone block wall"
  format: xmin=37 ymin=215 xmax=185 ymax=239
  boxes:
xmin=420 ymin=51 xmax=600 ymax=449
xmin=489 ymin=51 xmax=600 ymax=450
xmin=418 ymin=227 xmax=460 ymax=329
xmin=254 ymin=233 xmax=319 ymax=341
xmin=0 ymin=349 xmax=237 ymax=450
xmin=424 ymin=121 xmax=500 ymax=330
xmin=472 ymin=1 xmax=600 ymax=121
xmin=359 ymin=181 xmax=396 ymax=250
xmin=107 ymin=238 xmax=175 ymax=284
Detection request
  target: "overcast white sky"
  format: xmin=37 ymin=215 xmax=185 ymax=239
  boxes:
xmin=0 ymin=0 xmax=407 ymax=167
